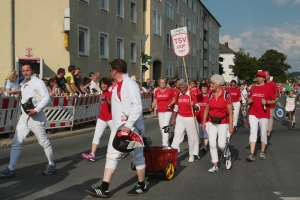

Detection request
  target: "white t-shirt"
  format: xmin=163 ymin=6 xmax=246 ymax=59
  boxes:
xmin=89 ymin=80 xmax=101 ymax=93
xmin=241 ymin=89 xmax=248 ymax=104
xmin=4 ymin=80 xmax=20 ymax=96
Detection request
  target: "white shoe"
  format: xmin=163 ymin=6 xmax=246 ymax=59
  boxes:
xmin=226 ymin=157 xmax=232 ymax=170
xmin=188 ymin=155 xmax=194 ymax=162
xmin=208 ymin=166 xmax=218 ymax=173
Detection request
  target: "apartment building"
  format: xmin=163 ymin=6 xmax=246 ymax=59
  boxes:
xmin=0 ymin=0 xmax=220 ymax=87
xmin=0 ymin=0 xmax=143 ymax=86
xmin=144 ymin=0 xmax=221 ymax=81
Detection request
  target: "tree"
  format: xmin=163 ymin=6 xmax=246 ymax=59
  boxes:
xmin=229 ymin=48 xmax=259 ymax=82
xmin=258 ymin=49 xmax=291 ymax=83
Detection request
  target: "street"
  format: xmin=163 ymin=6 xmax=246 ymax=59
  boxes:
xmin=1 ymin=102 xmax=300 ymax=200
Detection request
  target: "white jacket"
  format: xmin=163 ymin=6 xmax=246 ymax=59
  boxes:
xmin=20 ymin=75 xmax=50 ymax=119
xmin=111 ymin=73 xmax=144 ymax=134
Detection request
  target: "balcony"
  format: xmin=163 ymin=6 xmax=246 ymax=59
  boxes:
xmin=204 ymin=22 xmax=208 ymax=31
xmin=204 ymin=60 xmax=208 ymax=67
xmin=204 ymin=41 xmax=208 ymax=49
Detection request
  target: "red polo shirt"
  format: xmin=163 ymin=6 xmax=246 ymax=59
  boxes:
xmin=207 ymin=89 xmax=232 ymax=124
xmin=176 ymin=91 xmax=198 ymax=117
xmin=154 ymin=87 xmax=174 ymax=112
xmin=248 ymin=84 xmax=275 ymax=118
xmin=195 ymin=93 xmax=208 ymax=123
xmin=227 ymin=87 xmax=241 ymax=103
xmin=190 ymin=87 xmax=201 ymax=97
xmin=98 ymin=90 xmax=112 ymax=121
xmin=266 ymin=81 xmax=279 ymax=109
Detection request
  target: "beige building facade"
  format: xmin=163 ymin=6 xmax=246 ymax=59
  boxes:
xmin=0 ymin=0 xmax=219 ymax=88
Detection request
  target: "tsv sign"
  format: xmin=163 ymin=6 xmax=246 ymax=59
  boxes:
xmin=171 ymin=27 xmax=190 ymax=57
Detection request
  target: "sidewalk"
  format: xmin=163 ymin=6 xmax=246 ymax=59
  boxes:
xmin=0 ymin=112 xmax=154 ymax=150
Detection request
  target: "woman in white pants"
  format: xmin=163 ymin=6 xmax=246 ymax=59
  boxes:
xmin=246 ymin=71 xmax=276 ymax=161
xmin=227 ymin=80 xmax=241 ymax=132
xmin=82 ymin=77 xmax=115 ymax=162
xmin=202 ymin=74 xmax=234 ymax=172
xmin=171 ymin=80 xmax=199 ymax=163
xmin=150 ymin=78 xmax=175 ymax=146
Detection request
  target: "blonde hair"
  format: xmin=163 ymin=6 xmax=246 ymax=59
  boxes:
xmin=158 ymin=77 xmax=167 ymax=84
xmin=7 ymin=70 xmax=18 ymax=82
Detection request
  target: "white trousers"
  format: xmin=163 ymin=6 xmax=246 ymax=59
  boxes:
xmin=249 ymin=115 xmax=268 ymax=144
xmin=207 ymin=122 xmax=230 ymax=163
xmin=92 ymin=118 xmax=113 ymax=145
xmin=12 ymin=115 xmax=50 ymax=149
xmin=158 ymin=111 xmax=172 ymax=146
xmin=171 ymin=115 xmax=199 ymax=155
xmin=105 ymin=120 xmax=145 ymax=170
xmin=233 ymin=101 xmax=241 ymax=127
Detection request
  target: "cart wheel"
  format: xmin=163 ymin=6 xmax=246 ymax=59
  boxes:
xmin=131 ymin=162 xmax=136 ymax=171
xmin=164 ymin=162 xmax=175 ymax=180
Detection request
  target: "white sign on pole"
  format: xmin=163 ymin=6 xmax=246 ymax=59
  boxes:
xmin=170 ymin=27 xmax=190 ymax=57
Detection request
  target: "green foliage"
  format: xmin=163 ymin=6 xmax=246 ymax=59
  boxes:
xmin=230 ymin=48 xmax=259 ymax=82
xmin=230 ymin=48 xmax=292 ymax=83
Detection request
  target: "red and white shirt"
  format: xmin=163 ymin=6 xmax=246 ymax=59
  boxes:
xmin=266 ymin=81 xmax=279 ymax=109
xmin=248 ymin=84 xmax=275 ymax=118
xmin=190 ymin=87 xmax=201 ymax=97
xmin=174 ymin=90 xmax=198 ymax=117
xmin=195 ymin=93 xmax=208 ymax=123
xmin=227 ymin=87 xmax=241 ymax=103
xmin=98 ymin=90 xmax=112 ymax=121
xmin=207 ymin=89 xmax=232 ymax=124
xmin=154 ymin=87 xmax=174 ymax=112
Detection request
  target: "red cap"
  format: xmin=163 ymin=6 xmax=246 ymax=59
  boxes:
xmin=256 ymin=71 xmax=266 ymax=77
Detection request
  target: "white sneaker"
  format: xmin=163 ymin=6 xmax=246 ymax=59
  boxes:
xmin=208 ymin=166 xmax=218 ymax=173
xmin=188 ymin=155 xmax=194 ymax=162
xmin=226 ymin=157 xmax=232 ymax=170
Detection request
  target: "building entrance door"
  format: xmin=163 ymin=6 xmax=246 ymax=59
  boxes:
xmin=153 ymin=60 xmax=161 ymax=81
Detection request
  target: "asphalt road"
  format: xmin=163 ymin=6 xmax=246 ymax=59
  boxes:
xmin=1 ymin=100 xmax=300 ymax=200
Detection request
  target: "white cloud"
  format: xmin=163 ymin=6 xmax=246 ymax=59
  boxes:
xmin=272 ymin=0 xmax=290 ymax=5
xmin=220 ymin=23 xmax=300 ymax=72
xmin=294 ymin=0 xmax=300 ymax=4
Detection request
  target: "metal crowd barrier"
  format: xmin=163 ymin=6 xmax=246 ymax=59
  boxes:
xmin=0 ymin=93 xmax=152 ymax=134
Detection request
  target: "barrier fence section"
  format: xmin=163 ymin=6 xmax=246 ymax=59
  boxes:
xmin=73 ymin=95 xmax=100 ymax=125
xmin=0 ymin=93 xmax=152 ymax=134
xmin=44 ymin=96 xmax=76 ymax=129
xmin=0 ymin=96 xmax=20 ymax=135
xmin=141 ymin=93 xmax=151 ymax=113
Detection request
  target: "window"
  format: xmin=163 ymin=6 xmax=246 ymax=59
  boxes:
xmin=192 ymin=45 xmax=196 ymax=56
xmin=192 ymin=1 xmax=196 ymax=13
xmin=192 ymin=22 xmax=196 ymax=35
xmin=100 ymin=0 xmax=109 ymax=11
xmin=166 ymin=33 xmax=172 ymax=49
xmin=191 ymin=67 xmax=195 ymax=78
xmin=199 ymin=29 xmax=203 ymax=40
xmin=199 ymin=48 xmax=203 ymax=59
xmin=180 ymin=66 xmax=184 ymax=78
xmin=116 ymin=38 xmax=124 ymax=59
xmin=153 ymin=11 xmax=161 ymax=36
xmin=176 ymin=0 xmax=179 ymax=14
xmin=131 ymin=2 xmax=137 ymax=23
xmin=187 ymin=0 xmax=192 ymax=9
xmin=130 ymin=42 xmax=136 ymax=63
xmin=166 ymin=62 xmax=174 ymax=77
xmin=181 ymin=14 xmax=185 ymax=27
xmin=116 ymin=0 xmax=124 ymax=18
xmin=100 ymin=33 xmax=108 ymax=59
xmin=167 ymin=3 xmax=174 ymax=20
xmin=182 ymin=0 xmax=186 ymax=4
xmin=186 ymin=18 xmax=191 ymax=31
xmin=78 ymin=26 xmax=89 ymax=56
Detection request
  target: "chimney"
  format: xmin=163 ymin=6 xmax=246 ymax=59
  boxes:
xmin=225 ymin=42 xmax=229 ymax=48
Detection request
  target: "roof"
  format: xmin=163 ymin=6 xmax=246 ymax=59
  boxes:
xmin=199 ymin=0 xmax=221 ymax=27
xmin=219 ymin=43 xmax=235 ymax=54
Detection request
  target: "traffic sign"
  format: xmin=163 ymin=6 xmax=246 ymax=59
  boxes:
xmin=170 ymin=27 xmax=190 ymax=57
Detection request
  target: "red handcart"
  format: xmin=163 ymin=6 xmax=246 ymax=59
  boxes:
xmin=143 ymin=146 xmax=178 ymax=180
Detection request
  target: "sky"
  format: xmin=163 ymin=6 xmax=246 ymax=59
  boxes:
xmin=201 ymin=0 xmax=300 ymax=73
